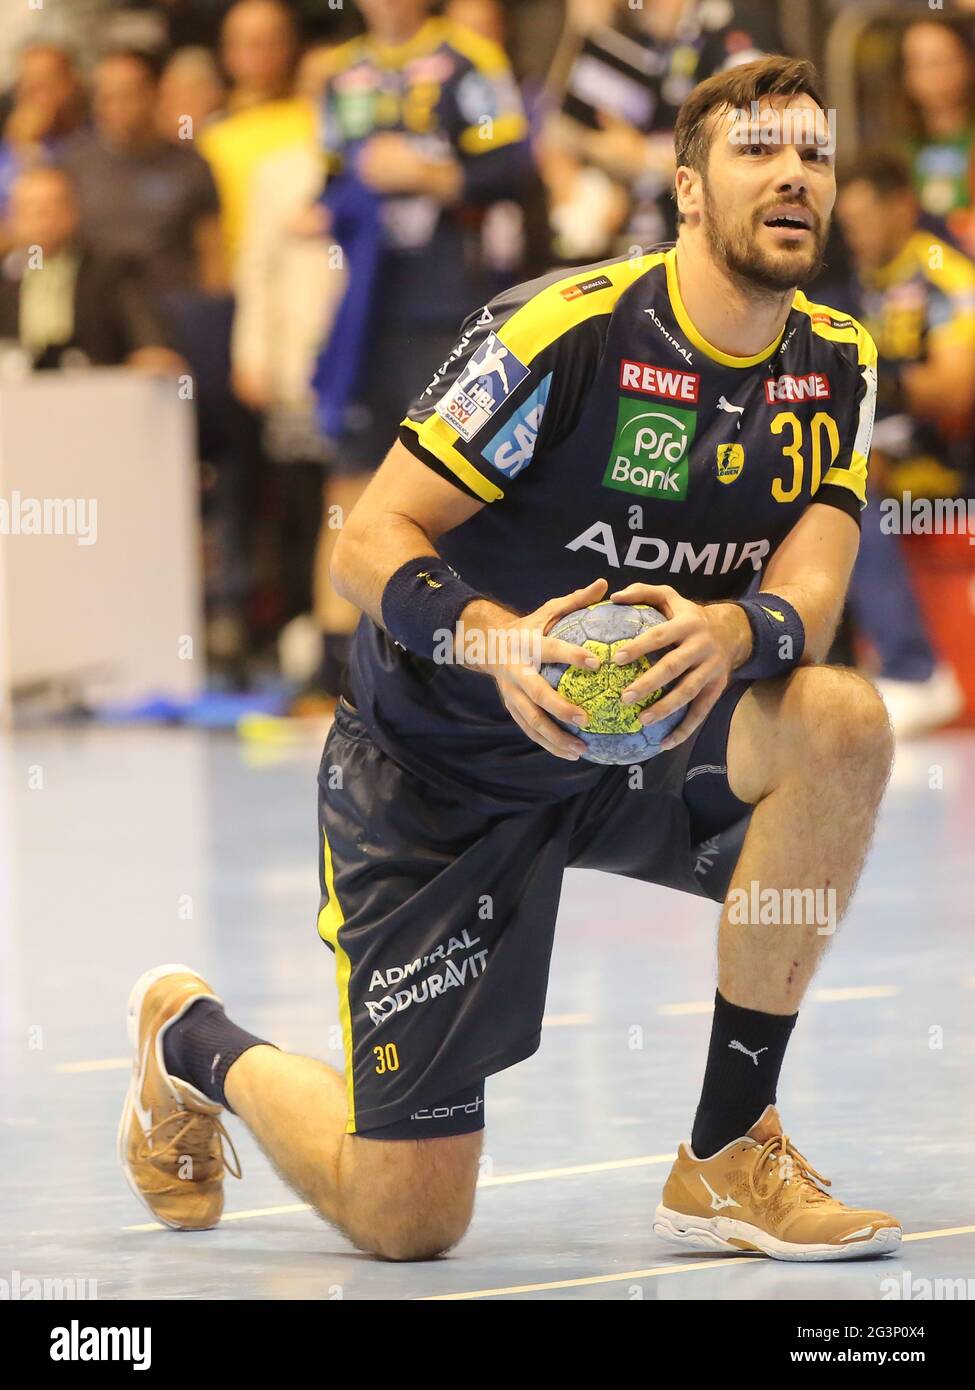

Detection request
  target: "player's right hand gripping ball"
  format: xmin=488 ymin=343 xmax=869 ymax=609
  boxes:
xmin=540 ymin=600 xmax=688 ymax=764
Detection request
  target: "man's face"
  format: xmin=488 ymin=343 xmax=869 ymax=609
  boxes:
xmin=694 ymin=94 xmax=835 ymax=293
xmin=836 ymin=181 xmax=914 ymax=273
xmin=94 ymin=58 xmax=158 ymax=145
xmin=10 ymin=172 xmax=78 ymax=255
xmin=222 ymin=0 xmax=295 ymax=90
xmin=17 ymin=47 xmax=76 ymax=112
xmin=903 ymin=22 xmax=973 ymax=115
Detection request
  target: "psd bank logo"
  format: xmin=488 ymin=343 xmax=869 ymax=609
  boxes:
xmin=603 ymin=397 xmax=696 ymax=500
xmin=436 ymin=333 xmax=530 ymax=442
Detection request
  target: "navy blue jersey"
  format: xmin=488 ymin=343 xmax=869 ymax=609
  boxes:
xmin=350 ymin=245 xmax=877 ymax=812
xmin=319 ymin=16 xmax=529 ymax=325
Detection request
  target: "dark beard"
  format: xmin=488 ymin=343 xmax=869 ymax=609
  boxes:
xmin=704 ymin=185 xmax=827 ymax=295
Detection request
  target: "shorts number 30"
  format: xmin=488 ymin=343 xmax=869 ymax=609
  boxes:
xmin=373 ymin=1043 xmax=400 ymax=1074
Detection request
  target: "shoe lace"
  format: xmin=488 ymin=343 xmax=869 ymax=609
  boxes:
xmin=136 ymin=1109 xmax=242 ymax=1180
xmin=749 ymin=1133 xmax=832 ymax=1205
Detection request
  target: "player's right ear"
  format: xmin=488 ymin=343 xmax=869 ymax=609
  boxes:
xmin=674 ymin=165 xmax=702 ymax=225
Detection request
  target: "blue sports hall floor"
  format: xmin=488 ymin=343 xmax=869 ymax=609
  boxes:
xmin=1 ymin=723 xmax=973 ymax=1301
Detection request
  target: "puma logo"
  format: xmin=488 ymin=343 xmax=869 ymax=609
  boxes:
xmin=717 ymin=396 xmax=745 ymax=429
xmin=729 ymin=1039 xmax=768 ymax=1066
xmin=700 ymin=1175 xmax=741 ymax=1211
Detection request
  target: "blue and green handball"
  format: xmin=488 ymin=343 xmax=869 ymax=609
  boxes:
xmin=541 ymin=600 xmax=687 ymax=765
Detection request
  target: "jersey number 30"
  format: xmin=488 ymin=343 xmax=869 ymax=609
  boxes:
xmin=769 ymin=411 xmax=841 ymax=503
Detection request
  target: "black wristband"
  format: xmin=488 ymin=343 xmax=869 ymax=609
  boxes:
xmin=734 ymin=594 xmax=805 ymax=681
xmin=380 ymin=556 xmax=484 ymax=662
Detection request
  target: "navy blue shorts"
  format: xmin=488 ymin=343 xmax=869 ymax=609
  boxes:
xmin=317 ymin=683 xmax=753 ymax=1140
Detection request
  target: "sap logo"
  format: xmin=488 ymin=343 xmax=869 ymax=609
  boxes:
xmin=566 ymin=522 xmax=771 ymax=575
xmin=764 ymin=373 xmax=830 ymax=404
xmin=435 ymin=333 xmax=529 ymax=441
xmin=619 ymin=359 xmax=700 ymax=403
xmin=482 ymin=373 xmax=552 ymax=478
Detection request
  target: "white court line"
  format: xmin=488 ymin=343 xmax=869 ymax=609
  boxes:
xmin=63 ymin=987 xmax=901 ymax=1077
xmin=423 ymin=1226 xmax=975 ymax=1300
xmin=122 ymin=1153 xmax=678 ymax=1231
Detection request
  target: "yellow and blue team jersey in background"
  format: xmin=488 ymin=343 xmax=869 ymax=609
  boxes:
xmin=857 ymin=229 xmax=975 ymax=492
xmin=319 ymin=16 xmax=530 ymax=326
xmin=347 ymin=243 xmax=878 ymax=810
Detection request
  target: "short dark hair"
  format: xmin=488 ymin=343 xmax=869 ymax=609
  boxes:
xmin=674 ymin=55 xmax=828 ymax=175
xmin=839 ymin=148 xmax=914 ymax=198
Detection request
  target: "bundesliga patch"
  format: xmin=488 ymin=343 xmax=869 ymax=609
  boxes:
xmin=715 ymin=442 xmax=745 ymax=484
xmin=619 ymin=359 xmax=700 ymax=403
xmin=602 ymin=397 xmax=696 ymax=500
xmin=482 ymin=372 xmax=552 ymax=478
xmin=435 ymin=333 xmax=530 ymax=441
xmin=560 ymin=274 xmax=613 ymax=301
xmin=764 ymin=372 xmax=830 ymax=404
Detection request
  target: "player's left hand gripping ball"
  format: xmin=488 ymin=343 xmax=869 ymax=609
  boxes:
xmin=540 ymin=601 xmax=687 ymax=764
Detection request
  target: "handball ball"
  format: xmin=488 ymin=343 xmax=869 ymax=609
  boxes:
xmin=540 ymin=600 xmax=687 ymax=764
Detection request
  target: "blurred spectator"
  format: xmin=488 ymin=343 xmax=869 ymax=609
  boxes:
xmin=543 ymin=0 xmax=778 ymax=259
xmin=445 ymin=0 xmax=505 ymax=45
xmin=199 ymin=0 xmax=312 ymax=271
xmin=58 ymin=49 xmax=225 ymax=296
xmin=900 ymin=17 xmax=975 ymax=254
xmin=230 ymin=46 xmax=347 ymax=689
xmin=836 ymin=150 xmax=975 ymax=736
xmin=0 ymin=44 xmax=88 ymax=229
xmin=304 ymin=0 xmax=532 ymax=699
xmin=157 ymin=46 xmax=227 ymax=143
xmin=0 ymin=166 xmax=183 ymax=373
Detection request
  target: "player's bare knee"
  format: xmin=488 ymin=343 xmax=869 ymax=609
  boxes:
xmin=787 ymin=666 xmax=894 ymax=775
xmin=340 ymin=1132 xmax=480 ymax=1262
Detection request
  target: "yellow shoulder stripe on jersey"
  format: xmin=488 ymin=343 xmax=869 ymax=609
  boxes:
xmin=443 ymin=19 xmax=515 ymax=76
xmin=499 ymin=254 xmax=665 ymax=366
xmin=459 ymin=112 xmax=529 ymax=154
xmin=406 ymin=256 xmax=665 ymax=500
xmin=792 ymin=292 xmax=878 ymax=369
xmin=368 ymin=17 xmax=446 ymax=68
xmin=906 ymin=230 xmax=975 ymax=296
xmin=317 ymin=831 xmax=357 ymax=1134
xmin=318 ymin=35 xmax=368 ymax=79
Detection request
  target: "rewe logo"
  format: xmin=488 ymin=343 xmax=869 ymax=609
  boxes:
xmin=619 ymin=359 xmax=700 ymax=403
xmin=764 ymin=373 xmax=830 ymax=404
xmin=603 ymin=398 xmax=695 ymax=500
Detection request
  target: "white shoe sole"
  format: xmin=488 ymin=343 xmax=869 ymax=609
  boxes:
xmin=117 ymin=963 xmax=220 ymax=1231
xmin=653 ymin=1204 xmax=902 ymax=1262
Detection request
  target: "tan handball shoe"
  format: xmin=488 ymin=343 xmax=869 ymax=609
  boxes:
xmin=118 ymin=964 xmax=241 ymax=1230
xmin=653 ymin=1105 xmax=901 ymax=1261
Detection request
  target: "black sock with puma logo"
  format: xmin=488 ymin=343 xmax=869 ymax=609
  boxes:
xmin=162 ymin=999 xmax=273 ymax=1112
xmin=690 ymin=991 xmax=798 ymax=1158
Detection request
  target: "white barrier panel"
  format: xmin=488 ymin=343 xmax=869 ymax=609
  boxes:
xmin=0 ymin=369 xmax=205 ymax=722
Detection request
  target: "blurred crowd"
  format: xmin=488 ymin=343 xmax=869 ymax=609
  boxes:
xmin=1 ymin=0 xmax=974 ymax=734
